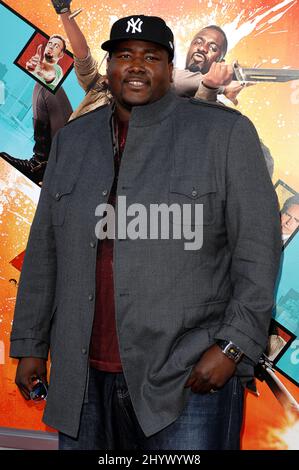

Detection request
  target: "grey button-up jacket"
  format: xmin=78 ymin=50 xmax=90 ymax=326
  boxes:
xmin=10 ymin=91 xmax=281 ymax=438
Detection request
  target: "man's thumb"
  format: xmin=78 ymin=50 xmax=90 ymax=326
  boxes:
xmin=36 ymin=44 xmax=43 ymax=60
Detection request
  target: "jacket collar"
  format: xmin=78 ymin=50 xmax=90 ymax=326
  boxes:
xmin=108 ymin=89 xmax=179 ymax=128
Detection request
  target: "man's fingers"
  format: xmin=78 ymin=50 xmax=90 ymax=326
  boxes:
xmin=18 ymin=384 xmax=31 ymax=400
xmin=34 ymin=44 xmax=40 ymax=56
xmin=16 ymin=378 xmax=33 ymax=400
xmin=36 ymin=44 xmax=43 ymax=60
xmin=203 ymin=62 xmax=233 ymax=88
xmin=191 ymin=382 xmax=211 ymax=394
xmin=185 ymin=367 xmax=212 ymax=392
xmin=184 ymin=371 xmax=196 ymax=388
xmin=30 ymin=57 xmax=39 ymax=66
xmin=189 ymin=374 xmax=215 ymax=393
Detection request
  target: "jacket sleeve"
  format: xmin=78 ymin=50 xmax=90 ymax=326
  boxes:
xmin=73 ymin=48 xmax=103 ymax=92
xmin=9 ymin=133 xmax=59 ymax=359
xmin=214 ymin=115 xmax=282 ymax=363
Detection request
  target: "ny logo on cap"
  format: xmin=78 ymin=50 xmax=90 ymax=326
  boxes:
xmin=126 ymin=17 xmax=143 ymax=34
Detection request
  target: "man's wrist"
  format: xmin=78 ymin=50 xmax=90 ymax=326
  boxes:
xmin=201 ymin=80 xmax=219 ymax=91
xmin=216 ymin=340 xmax=244 ymax=364
xmin=51 ymin=1 xmax=71 ymax=14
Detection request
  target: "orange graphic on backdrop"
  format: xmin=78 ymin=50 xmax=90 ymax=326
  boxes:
xmin=0 ymin=159 xmax=53 ymax=432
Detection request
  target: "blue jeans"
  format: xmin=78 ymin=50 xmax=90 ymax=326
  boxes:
xmin=59 ymin=367 xmax=244 ymax=450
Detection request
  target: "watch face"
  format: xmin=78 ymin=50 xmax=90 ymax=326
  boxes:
xmin=219 ymin=341 xmax=243 ymax=363
xmin=227 ymin=345 xmax=239 ymax=355
xmin=227 ymin=346 xmax=242 ymax=361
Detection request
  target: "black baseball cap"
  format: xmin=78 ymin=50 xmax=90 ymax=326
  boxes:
xmin=101 ymin=15 xmax=174 ymax=61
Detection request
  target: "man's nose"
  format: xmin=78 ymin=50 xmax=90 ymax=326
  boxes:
xmin=196 ymin=42 xmax=209 ymax=54
xmin=128 ymin=56 xmax=146 ymax=72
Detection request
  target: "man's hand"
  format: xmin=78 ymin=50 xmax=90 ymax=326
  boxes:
xmin=15 ymin=357 xmax=47 ymax=400
xmin=51 ymin=0 xmax=72 ymax=14
xmin=184 ymin=344 xmax=236 ymax=393
xmin=202 ymin=62 xmax=234 ymax=89
xmin=26 ymin=44 xmax=43 ymax=73
xmin=224 ymin=80 xmax=254 ymax=106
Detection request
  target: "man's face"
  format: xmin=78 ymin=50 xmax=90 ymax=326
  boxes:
xmin=44 ymin=37 xmax=64 ymax=64
xmin=106 ymin=40 xmax=173 ymax=113
xmin=281 ymin=204 xmax=299 ymax=237
xmin=185 ymin=28 xmax=225 ymax=74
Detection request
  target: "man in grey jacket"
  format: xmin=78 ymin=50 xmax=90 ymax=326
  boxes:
xmin=10 ymin=15 xmax=281 ymax=450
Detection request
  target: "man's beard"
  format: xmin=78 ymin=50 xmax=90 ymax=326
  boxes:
xmin=44 ymin=53 xmax=55 ymax=63
xmin=187 ymin=63 xmax=203 ymax=73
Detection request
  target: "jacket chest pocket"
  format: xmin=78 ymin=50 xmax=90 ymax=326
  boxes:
xmin=49 ymin=181 xmax=76 ymax=226
xmin=169 ymin=175 xmax=217 ymax=225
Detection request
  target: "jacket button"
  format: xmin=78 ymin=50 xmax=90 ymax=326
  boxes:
xmin=55 ymin=192 xmax=60 ymax=200
xmin=102 ymin=189 xmax=108 ymax=196
xmin=82 ymin=348 xmax=87 ymax=355
xmin=88 ymin=294 xmax=94 ymax=301
xmin=90 ymin=241 xmax=96 ymax=248
xmin=191 ymin=190 xmax=198 ymax=197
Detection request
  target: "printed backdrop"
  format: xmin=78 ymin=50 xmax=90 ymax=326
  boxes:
xmin=0 ymin=0 xmax=299 ymax=449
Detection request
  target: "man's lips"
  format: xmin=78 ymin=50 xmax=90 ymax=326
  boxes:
xmin=192 ymin=52 xmax=206 ymax=63
xmin=124 ymin=78 xmax=150 ymax=89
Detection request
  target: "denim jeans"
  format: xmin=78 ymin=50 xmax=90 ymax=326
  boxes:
xmin=59 ymin=367 xmax=244 ymax=450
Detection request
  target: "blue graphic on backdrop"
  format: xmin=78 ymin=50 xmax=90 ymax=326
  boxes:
xmin=0 ymin=3 xmax=84 ymax=158
xmin=274 ymin=231 xmax=299 ymax=384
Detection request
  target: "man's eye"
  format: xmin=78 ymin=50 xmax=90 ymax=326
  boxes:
xmin=146 ymin=55 xmax=158 ymax=61
xmin=119 ymin=53 xmax=131 ymax=59
xmin=209 ymin=44 xmax=219 ymax=52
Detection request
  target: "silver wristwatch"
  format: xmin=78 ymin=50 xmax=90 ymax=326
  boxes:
xmin=217 ymin=340 xmax=243 ymax=363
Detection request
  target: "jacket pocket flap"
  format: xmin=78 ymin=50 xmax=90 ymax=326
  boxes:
xmin=48 ymin=180 xmax=76 ymax=201
xmin=169 ymin=175 xmax=216 ymax=199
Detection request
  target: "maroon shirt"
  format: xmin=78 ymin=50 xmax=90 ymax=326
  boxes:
xmin=89 ymin=117 xmax=128 ymax=372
